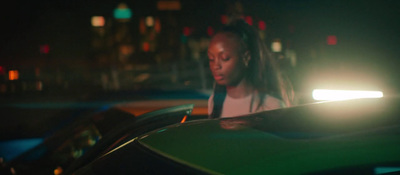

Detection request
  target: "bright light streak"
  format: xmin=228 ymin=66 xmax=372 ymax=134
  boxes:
xmin=312 ymin=89 xmax=383 ymax=101
xmin=180 ymin=115 xmax=187 ymax=123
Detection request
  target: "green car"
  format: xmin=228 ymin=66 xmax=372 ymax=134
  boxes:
xmin=74 ymin=97 xmax=400 ymax=175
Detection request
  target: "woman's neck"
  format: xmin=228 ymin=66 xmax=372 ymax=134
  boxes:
xmin=225 ymin=79 xmax=253 ymax=99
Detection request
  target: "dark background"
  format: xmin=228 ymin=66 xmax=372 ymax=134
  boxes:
xmin=0 ymin=0 xmax=399 ymax=96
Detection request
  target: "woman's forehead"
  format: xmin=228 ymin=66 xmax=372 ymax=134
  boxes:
xmin=209 ymin=32 xmax=242 ymax=51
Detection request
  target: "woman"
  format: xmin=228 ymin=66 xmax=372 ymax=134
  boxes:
xmin=208 ymin=19 xmax=294 ymax=118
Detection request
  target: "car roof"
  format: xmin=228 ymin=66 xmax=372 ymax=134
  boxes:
xmin=113 ymin=97 xmax=400 ymax=174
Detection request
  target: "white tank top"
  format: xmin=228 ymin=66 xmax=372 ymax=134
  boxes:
xmin=208 ymin=93 xmax=285 ymax=118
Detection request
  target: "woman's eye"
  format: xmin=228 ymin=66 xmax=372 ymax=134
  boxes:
xmin=222 ymin=57 xmax=230 ymax=61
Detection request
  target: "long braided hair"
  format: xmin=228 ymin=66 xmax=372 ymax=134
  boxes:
xmin=210 ymin=19 xmax=294 ymax=118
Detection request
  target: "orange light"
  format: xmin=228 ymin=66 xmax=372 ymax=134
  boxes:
xmin=145 ymin=16 xmax=154 ymax=27
xmin=9 ymin=70 xmax=19 ymax=80
xmin=157 ymin=1 xmax=181 ymax=10
xmin=54 ymin=166 xmax=63 ymax=175
xmin=91 ymin=16 xmax=105 ymax=27
xmin=120 ymin=45 xmax=134 ymax=55
xmin=155 ymin=18 xmax=161 ymax=33
xmin=180 ymin=115 xmax=187 ymax=123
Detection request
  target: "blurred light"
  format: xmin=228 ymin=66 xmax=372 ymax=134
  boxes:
xmin=327 ymin=35 xmax=337 ymax=45
xmin=36 ymin=81 xmax=43 ymax=91
xmin=91 ymin=16 xmax=105 ymax=27
xmin=221 ymin=15 xmax=228 ymax=24
xmin=207 ymin=26 xmax=214 ymax=36
xmin=180 ymin=115 xmax=187 ymax=123
xmin=0 ymin=66 xmax=5 ymax=74
xmin=155 ymin=18 xmax=161 ymax=33
xmin=113 ymin=3 xmax=132 ymax=19
xmin=9 ymin=70 xmax=19 ymax=80
xmin=157 ymin=0 xmax=181 ymax=10
xmin=119 ymin=45 xmax=134 ymax=55
xmin=258 ymin=20 xmax=266 ymax=31
xmin=312 ymin=89 xmax=383 ymax=101
xmin=134 ymin=73 xmax=150 ymax=82
xmin=0 ymin=138 xmax=43 ymax=162
xmin=145 ymin=16 xmax=154 ymax=27
xmin=54 ymin=166 xmax=63 ymax=175
xmin=142 ymin=42 xmax=150 ymax=52
xmin=271 ymin=39 xmax=282 ymax=52
xmin=183 ymin=27 xmax=191 ymax=36
xmin=375 ymin=167 xmax=400 ymax=175
xmin=245 ymin=16 xmax=253 ymax=25
xmin=40 ymin=44 xmax=50 ymax=54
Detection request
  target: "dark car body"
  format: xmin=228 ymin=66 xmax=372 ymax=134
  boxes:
xmin=1 ymin=102 xmax=207 ymax=175
xmin=64 ymin=103 xmax=207 ymax=174
xmin=0 ymin=106 xmax=134 ymax=175
xmin=74 ymin=97 xmax=400 ymax=175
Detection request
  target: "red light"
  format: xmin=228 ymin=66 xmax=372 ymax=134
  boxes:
xmin=0 ymin=66 xmax=4 ymax=74
xmin=258 ymin=20 xmax=266 ymax=31
xmin=221 ymin=15 xmax=228 ymax=24
xmin=207 ymin=26 xmax=214 ymax=36
xmin=40 ymin=44 xmax=50 ymax=54
xmin=327 ymin=35 xmax=337 ymax=45
xmin=245 ymin=16 xmax=253 ymax=25
xmin=183 ymin=27 xmax=191 ymax=36
xmin=143 ymin=42 xmax=150 ymax=52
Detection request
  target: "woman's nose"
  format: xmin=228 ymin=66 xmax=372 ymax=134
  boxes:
xmin=212 ymin=59 xmax=221 ymax=70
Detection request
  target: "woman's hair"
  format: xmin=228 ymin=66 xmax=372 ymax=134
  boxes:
xmin=210 ymin=19 xmax=295 ymax=118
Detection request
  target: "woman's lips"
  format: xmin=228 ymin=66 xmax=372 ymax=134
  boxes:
xmin=214 ymin=74 xmax=224 ymax=80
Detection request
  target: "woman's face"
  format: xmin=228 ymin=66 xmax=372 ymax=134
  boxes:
xmin=208 ymin=32 xmax=247 ymax=86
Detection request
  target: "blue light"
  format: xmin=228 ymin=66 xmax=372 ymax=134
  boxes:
xmin=113 ymin=8 xmax=132 ymax=19
xmin=375 ymin=167 xmax=400 ymax=174
xmin=0 ymin=138 xmax=43 ymax=162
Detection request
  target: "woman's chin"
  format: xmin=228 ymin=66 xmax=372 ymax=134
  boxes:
xmin=215 ymin=79 xmax=227 ymax=85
